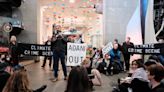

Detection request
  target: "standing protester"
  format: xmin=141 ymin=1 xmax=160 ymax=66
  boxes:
xmin=74 ymin=34 xmax=84 ymax=44
xmin=157 ymin=37 xmax=164 ymax=66
xmin=51 ymin=34 xmax=67 ymax=82
xmin=41 ymin=36 xmax=52 ymax=68
xmin=9 ymin=35 xmax=19 ymax=66
xmin=122 ymin=37 xmax=134 ymax=71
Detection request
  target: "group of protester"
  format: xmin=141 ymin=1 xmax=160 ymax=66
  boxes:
xmin=0 ymin=33 xmax=164 ymax=92
xmin=0 ymin=36 xmax=47 ymax=92
xmin=112 ymin=56 xmax=164 ymax=92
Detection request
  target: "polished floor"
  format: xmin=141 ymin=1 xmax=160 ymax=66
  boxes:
xmin=21 ymin=60 xmax=127 ymax=92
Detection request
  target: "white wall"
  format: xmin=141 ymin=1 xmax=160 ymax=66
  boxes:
xmin=17 ymin=0 xmax=38 ymax=44
xmin=103 ymin=0 xmax=138 ymax=44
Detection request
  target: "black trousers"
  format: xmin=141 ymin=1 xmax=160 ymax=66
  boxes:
xmin=123 ymin=55 xmax=130 ymax=71
xmin=42 ymin=56 xmax=52 ymax=67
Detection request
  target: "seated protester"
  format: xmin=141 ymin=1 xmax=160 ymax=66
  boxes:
xmin=82 ymin=59 xmax=102 ymax=86
xmin=97 ymin=54 xmax=110 ymax=74
xmin=65 ymin=66 xmax=91 ymax=92
xmin=109 ymin=43 xmax=123 ymax=74
xmin=0 ymin=63 xmax=13 ymax=92
xmin=130 ymin=59 xmax=150 ymax=92
xmin=91 ymin=69 xmax=102 ymax=86
xmin=130 ymin=78 xmax=151 ymax=92
xmin=91 ymin=50 xmax=103 ymax=69
xmin=0 ymin=54 xmax=5 ymax=63
xmin=145 ymin=56 xmax=159 ymax=67
xmin=147 ymin=64 xmax=164 ymax=92
xmin=131 ymin=59 xmax=148 ymax=81
xmin=128 ymin=62 xmax=137 ymax=77
xmin=0 ymin=54 xmax=11 ymax=65
xmin=117 ymin=59 xmax=150 ymax=92
xmin=144 ymin=59 xmax=158 ymax=68
xmin=145 ymin=58 xmax=164 ymax=87
xmin=120 ymin=59 xmax=148 ymax=83
xmin=2 ymin=66 xmax=47 ymax=92
xmin=149 ymin=55 xmax=160 ymax=62
xmin=82 ymin=57 xmax=92 ymax=74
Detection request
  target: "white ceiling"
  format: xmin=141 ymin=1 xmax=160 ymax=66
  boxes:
xmin=40 ymin=0 xmax=103 ymax=33
xmin=39 ymin=0 xmax=101 ymax=7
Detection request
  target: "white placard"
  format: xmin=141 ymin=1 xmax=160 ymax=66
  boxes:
xmin=67 ymin=43 xmax=87 ymax=66
xmin=102 ymin=42 xmax=113 ymax=56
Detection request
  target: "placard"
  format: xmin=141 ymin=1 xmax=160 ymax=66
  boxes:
xmin=102 ymin=42 xmax=113 ymax=56
xmin=67 ymin=43 xmax=87 ymax=66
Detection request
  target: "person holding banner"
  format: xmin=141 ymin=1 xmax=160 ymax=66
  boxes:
xmin=122 ymin=37 xmax=134 ymax=71
xmin=51 ymin=34 xmax=67 ymax=82
xmin=9 ymin=35 xmax=19 ymax=66
xmin=41 ymin=36 xmax=52 ymax=68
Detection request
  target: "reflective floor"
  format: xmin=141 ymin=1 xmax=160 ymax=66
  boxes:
xmin=21 ymin=60 xmax=126 ymax=92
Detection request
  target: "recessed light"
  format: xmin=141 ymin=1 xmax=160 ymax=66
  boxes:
xmin=69 ymin=0 xmax=75 ymax=3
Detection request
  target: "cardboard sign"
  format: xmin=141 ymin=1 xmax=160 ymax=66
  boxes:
xmin=67 ymin=43 xmax=87 ymax=66
xmin=102 ymin=42 xmax=113 ymax=56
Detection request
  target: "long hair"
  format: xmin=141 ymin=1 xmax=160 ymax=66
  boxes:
xmin=65 ymin=66 xmax=90 ymax=92
xmin=2 ymin=68 xmax=32 ymax=92
xmin=132 ymin=59 xmax=146 ymax=69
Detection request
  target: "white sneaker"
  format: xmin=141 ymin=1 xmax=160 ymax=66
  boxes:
xmin=51 ymin=78 xmax=58 ymax=82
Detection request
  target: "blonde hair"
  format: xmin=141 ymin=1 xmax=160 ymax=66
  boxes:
xmin=2 ymin=68 xmax=32 ymax=92
xmin=10 ymin=35 xmax=17 ymax=43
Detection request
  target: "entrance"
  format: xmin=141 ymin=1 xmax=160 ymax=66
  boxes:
xmin=39 ymin=0 xmax=103 ymax=48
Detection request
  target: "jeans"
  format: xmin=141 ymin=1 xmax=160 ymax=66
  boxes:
xmin=53 ymin=50 xmax=67 ymax=78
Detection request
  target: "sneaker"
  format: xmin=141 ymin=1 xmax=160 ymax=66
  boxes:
xmin=51 ymin=78 xmax=58 ymax=82
xmin=49 ymin=77 xmax=57 ymax=80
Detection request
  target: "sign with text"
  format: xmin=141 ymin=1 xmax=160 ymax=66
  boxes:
xmin=128 ymin=43 xmax=164 ymax=54
xmin=102 ymin=42 xmax=113 ymax=56
xmin=67 ymin=43 xmax=87 ymax=66
xmin=18 ymin=43 xmax=53 ymax=56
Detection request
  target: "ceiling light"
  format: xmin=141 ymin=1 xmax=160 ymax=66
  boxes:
xmin=69 ymin=0 xmax=75 ymax=3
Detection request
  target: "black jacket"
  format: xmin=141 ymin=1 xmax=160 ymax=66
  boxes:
xmin=51 ymin=38 xmax=67 ymax=53
xmin=0 ymin=71 xmax=10 ymax=92
xmin=152 ymin=83 xmax=164 ymax=92
xmin=122 ymin=42 xmax=134 ymax=56
xmin=131 ymin=78 xmax=151 ymax=92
